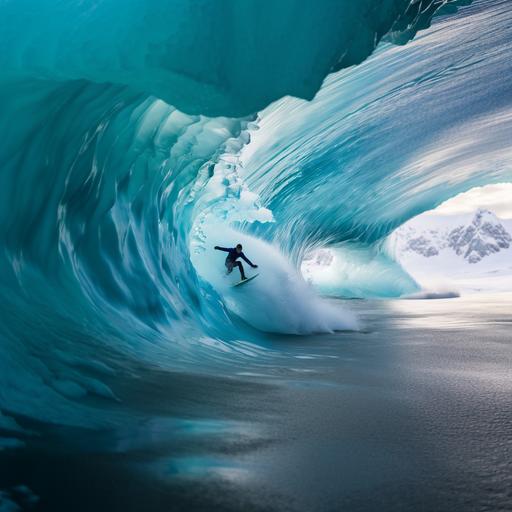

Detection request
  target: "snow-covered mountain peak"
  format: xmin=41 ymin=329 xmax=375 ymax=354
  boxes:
xmin=449 ymin=209 xmax=511 ymax=263
xmin=393 ymin=209 xmax=512 ymax=264
xmin=473 ymin=208 xmax=498 ymax=225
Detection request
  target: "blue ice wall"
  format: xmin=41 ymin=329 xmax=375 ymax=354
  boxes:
xmin=1 ymin=0 xmax=468 ymax=116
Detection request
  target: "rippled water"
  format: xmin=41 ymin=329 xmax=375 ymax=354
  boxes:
xmin=2 ymin=294 xmax=511 ymax=511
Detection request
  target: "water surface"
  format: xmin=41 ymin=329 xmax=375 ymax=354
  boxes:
xmin=2 ymin=294 xmax=511 ymax=511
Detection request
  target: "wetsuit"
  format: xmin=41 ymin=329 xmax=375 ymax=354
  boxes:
xmin=214 ymin=247 xmax=256 ymax=280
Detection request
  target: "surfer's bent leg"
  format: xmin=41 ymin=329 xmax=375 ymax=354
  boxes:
xmin=234 ymin=261 xmax=246 ymax=280
xmin=225 ymin=259 xmax=234 ymax=274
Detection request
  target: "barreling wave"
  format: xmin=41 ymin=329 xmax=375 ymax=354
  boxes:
xmin=1 ymin=0 xmax=511 ymax=431
xmin=242 ymin=0 xmax=512 ymax=296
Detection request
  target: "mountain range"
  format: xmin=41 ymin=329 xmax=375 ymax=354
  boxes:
xmin=392 ymin=209 xmax=512 ymax=264
xmin=390 ymin=209 xmax=512 ymax=293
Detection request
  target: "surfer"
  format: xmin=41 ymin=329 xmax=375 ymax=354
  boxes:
xmin=214 ymin=244 xmax=258 ymax=281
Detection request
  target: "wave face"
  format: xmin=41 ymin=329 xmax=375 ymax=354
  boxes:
xmin=242 ymin=0 xmax=512 ymax=296
xmin=0 ymin=0 xmax=511 ymax=429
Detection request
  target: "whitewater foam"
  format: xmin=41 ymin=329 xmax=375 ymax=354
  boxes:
xmin=192 ymin=224 xmax=358 ymax=334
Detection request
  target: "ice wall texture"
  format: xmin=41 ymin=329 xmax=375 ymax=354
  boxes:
xmin=1 ymin=0 xmax=512 ymax=430
xmin=1 ymin=0 xmax=469 ymax=116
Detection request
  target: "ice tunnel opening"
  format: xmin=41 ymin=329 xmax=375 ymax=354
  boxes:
xmin=386 ymin=183 xmax=512 ymax=296
xmin=301 ymin=183 xmax=512 ymax=300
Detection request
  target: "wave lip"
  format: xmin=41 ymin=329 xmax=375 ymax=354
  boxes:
xmin=0 ymin=0 xmax=470 ymax=116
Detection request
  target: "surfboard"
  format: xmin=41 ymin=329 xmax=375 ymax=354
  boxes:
xmin=232 ymin=273 xmax=259 ymax=287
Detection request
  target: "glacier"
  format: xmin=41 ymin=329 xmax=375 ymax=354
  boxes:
xmin=0 ymin=0 xmax=511 ymax=474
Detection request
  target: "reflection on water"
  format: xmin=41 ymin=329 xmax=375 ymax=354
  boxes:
xmin=1 ymin=294 xmax=511 ymax=511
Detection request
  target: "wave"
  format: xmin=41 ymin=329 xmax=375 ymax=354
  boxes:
xmin=1 ymin=0 xmax=511 ymax=431
xmin=242 ymin=0 xmax=512 ymax=296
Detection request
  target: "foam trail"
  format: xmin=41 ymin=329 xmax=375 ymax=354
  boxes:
xmin=190 ymin=162 xmax=358 ymax=333
xmin=403 ymin=291 xmax=460 ymax=299
xmin=192 ymin=226 xmax=358 ymax=334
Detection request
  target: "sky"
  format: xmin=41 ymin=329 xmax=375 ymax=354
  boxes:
xmin=429 ymin=183 xmax=512 ymax=219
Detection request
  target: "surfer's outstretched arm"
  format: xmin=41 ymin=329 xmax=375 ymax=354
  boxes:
xmin=241 ymin=253 xmax=258 ymax=268
xmin=214 ymin=246 xmax=230 ymax=252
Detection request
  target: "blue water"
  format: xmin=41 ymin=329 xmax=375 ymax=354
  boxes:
xmin=2 ymin=294 xmax=512 ymax=511
xmin=0 ymin=0 xmax=511 ymax=510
